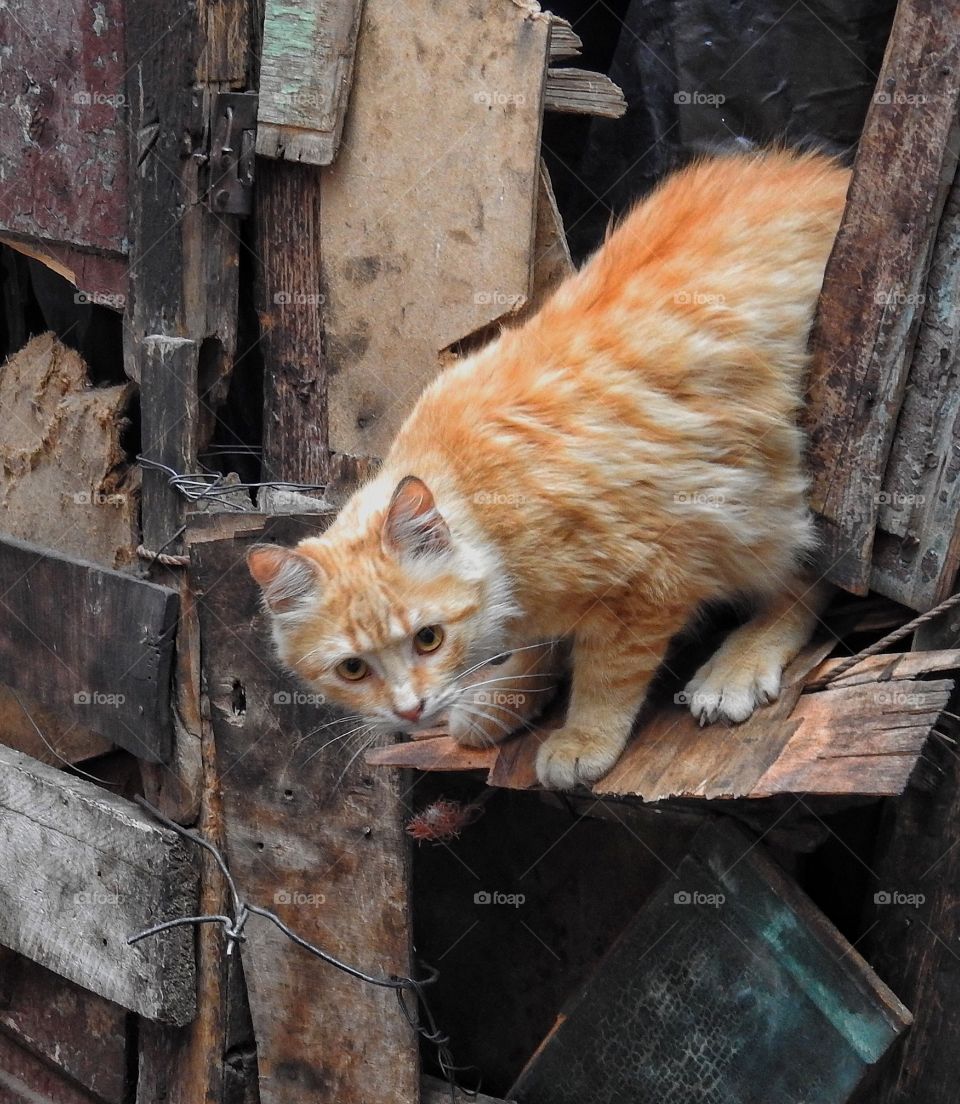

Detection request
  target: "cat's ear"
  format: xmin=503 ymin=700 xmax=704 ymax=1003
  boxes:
xmin=382 ymin=476 xmax=452 ymax=558
xmin=246 ymin=544 xmax=321 ymax=614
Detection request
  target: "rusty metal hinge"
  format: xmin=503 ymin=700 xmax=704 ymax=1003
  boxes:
xmin=206 ymin=92 xmax=258 ymax=217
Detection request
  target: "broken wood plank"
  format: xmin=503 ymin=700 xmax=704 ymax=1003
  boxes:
xmin=509 ymin=821 xmax=910 ymax=1103
xmin=368 ymin=644 xmax=954 ymax=801
xmin=871 ymin=159 xmax=960 ymax=610
xmin=0 ymin=534 xmax=178 ymax=762
xmin=544 ymin=68 xmax=626 ymax=118
xmin=0 ymin=332 xmax=139 ymax=570
xmin=190 ymin=511 xmax=417 ymax=1104
xmin=802 ymin=0 xmax=960 ymax=593
xmin=256 ymin=0 xmax=364 ymax=164
xmin=0 ymin=947 xmax=128 ymax=1104
xmin=0 ymin=237 xmax=127 ymax=303
xmin=321 ymin=0 xmax=551 ymax=459
xmin=0 ymin=745 xmax=198 ymax=1024
xmin=0 ymin=0 xmax=128 ymax=258
xmin=548 ymin=17 xmax=582 ymax=61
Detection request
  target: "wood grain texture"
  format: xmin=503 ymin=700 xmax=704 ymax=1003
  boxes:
xmin=0 ymin=0 xmax=127 ymax=255
xmin=256 ymin=0 xmax=364 ymax=164
xmin=0 ymin=947 xmax=128 ymax=1104
xmin=0 ymin=1031 xmax=102 ymax=1104
xmin=872 ymin=160 xmax=960 ymax=610
xmin=0 ymin=745 xmax=198 ymax=1024
xmin=321 ymin=0 xmax=550 ymax=458
xmin=802 ymin=0 xmax=960 ymax=593
xmin=368 ymin=645 xmax=955 ymax=801
xmin=0 ymin=534 xmax=178 ymax=762
xmin=254 ymin=158 xmax=329 ymax=485
xmin=190 ymin=512 xmax=418 ymax=1104
xmin=543 ymin=68 xmax=626 ymax=118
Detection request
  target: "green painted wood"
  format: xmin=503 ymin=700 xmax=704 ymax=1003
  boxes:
xmin=256 ymin=0 xmax=364 ymax=164
xmin=510 ymin=821 xmax=910 ymax=1104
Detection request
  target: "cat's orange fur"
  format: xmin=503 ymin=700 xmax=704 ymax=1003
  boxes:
xmin=249 ymin=149 xmax=850 ymax=789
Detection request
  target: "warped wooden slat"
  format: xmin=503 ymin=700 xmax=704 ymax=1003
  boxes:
xmin=189 ymin=511 xmax=417 ymax=1104
xmin=0 ymin=534 xmax=178 ymax=762
xmin=544 ymin=68 xmax=626 ymax=118
xmin=368 ymin=646 xmax=956 ymax=801
xmin=0 ymin=746 xmax=198 ymax=1024
xmin=802 ymin=0 xmax=960 ymax=593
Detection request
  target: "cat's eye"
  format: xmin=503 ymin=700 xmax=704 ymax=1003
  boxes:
xmin=414 ymin=625 xmax=444 ymax=654
xmin=336 ymin=657 xmax=369 ymax=681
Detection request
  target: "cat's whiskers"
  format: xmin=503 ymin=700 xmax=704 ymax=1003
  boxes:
xmin=453 ymin=639 xmax=562 ymax=685
xmin=301 ymin=720 xmax=380 ymax=765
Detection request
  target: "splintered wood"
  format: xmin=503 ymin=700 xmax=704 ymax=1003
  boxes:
xmin=320 ymin=0 xmax=551 ymax=460
xmin=367 ymin=644 xmax=957 ymax=801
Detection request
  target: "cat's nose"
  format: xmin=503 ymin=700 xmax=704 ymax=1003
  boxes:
xmin=395 ymin=700 xmax=424 ymax=723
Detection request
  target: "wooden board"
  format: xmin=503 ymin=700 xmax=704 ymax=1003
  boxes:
xmin=802 ymin=0 xmax=960 ymax=593
xmin=256 ymin=0 xmax=364 ymax=164
xmin=0 ymin=1031 xmax=102 ymax=1104
xmin=543 ymin=68 xmax=626 ymax=118
xmin=0 ymin=333 xmax=139 ymax=571
xmin=509 ymin=821 xmax=911 ymax=1103
xmin=0 ymin=947 xmax=128 ymax=1104
xmin=871 ymin=159 xmax=960 ymax=610
xmin=321 ymin=0 xmax=551 ymax=459
xmin=0 ymin=534 xmax=178 ymax=762
xmin=0 ymin=0 xmax=127 ymax=256
xmin=254 ymin=159 xmax=329 ymax=486
xmin=190 ymin=511 xmax=418 ymax=1104
xmin=368 ymin=645 xmax=955 ymax=801
xmin=0 ymin=745 xmax=198 ymax=1024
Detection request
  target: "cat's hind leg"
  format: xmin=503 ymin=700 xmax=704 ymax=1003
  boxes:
xmin=684 ymin=575 xmax=832 ymax=725
xmin=449 ymin=641 xmax=564 ymax=748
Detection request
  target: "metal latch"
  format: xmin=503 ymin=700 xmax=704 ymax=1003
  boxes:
xmin=206 ymin=92 xmax=258 ymax=216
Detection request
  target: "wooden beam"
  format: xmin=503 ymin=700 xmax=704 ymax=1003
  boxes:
xmin=253 ymin=159 xmax=329 ymax=487
xmin=0 ymin=534 xmax=178 ymax=763
xmin=367 ymin=644 xmax=955 ymax=801
xmin=0 ymin=745 xmax=198 ymax=1024
xmin=190 ymin=512 xmax=418 ymax=1104
xmin=256 ymin=0 xmax=364 ymax=165
xmin=802 ymin=0 xmax=960 ymax=593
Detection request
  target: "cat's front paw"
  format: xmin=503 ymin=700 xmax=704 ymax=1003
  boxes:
xmin=535 ymin=726 xmax=623 ymax=790
xmin=684 ymin=650 xmax=783 ymax=725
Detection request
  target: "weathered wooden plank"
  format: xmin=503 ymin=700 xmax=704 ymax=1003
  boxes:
xmin=0 ymin=534 xmax=178 ymax=762
xmin=0 ymin=1031 xmax=101 ymax=1104
xmin=254 ymin=159 xmax=328 ymax=486
xmin=321 ymin=0 xmax=551 ymax=459
xmin=510 ymin=821 xmax=910 ymax=1103
xmin=190 ymin=512 xmax=417 ymax=1104
xmin=0 ymin=237 xmax=127 ymax=302
xmin=871 ymin=160 xmax=960 ymax=610
xmin=802 ymin=0 xmax=960 ymax=593
xmin=256 ymin=0 xmax=364 ymax=164
xmin=126 ymin=0 xmax=248 ymax=549
xmin=543 ymin=68 xmax=626 ymax=118
xmin=0 ymin=947 xmax=128 ymax=1104
xmin=0 ymin=745 xmax=198 ymax=1024
xmin=0 ymin=0 xmax=127 ymax=255
xmin=0 ymin=685 xmax=112 ymax=767
xmin=368 ymin=645 xmax=954 ymax=801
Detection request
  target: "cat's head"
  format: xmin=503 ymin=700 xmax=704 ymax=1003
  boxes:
xmin=247 ymin=476 xmax=514 ymax=732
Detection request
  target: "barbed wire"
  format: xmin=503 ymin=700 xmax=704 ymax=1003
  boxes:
xmin=138 ymin=456 xmax=327 ymax=511
xmin=128 ymin=796 xmax=475 ymax=1101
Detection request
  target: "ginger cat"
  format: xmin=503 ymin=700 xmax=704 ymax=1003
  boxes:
xmin=248 ymin=150 xmax=850 ymax=789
